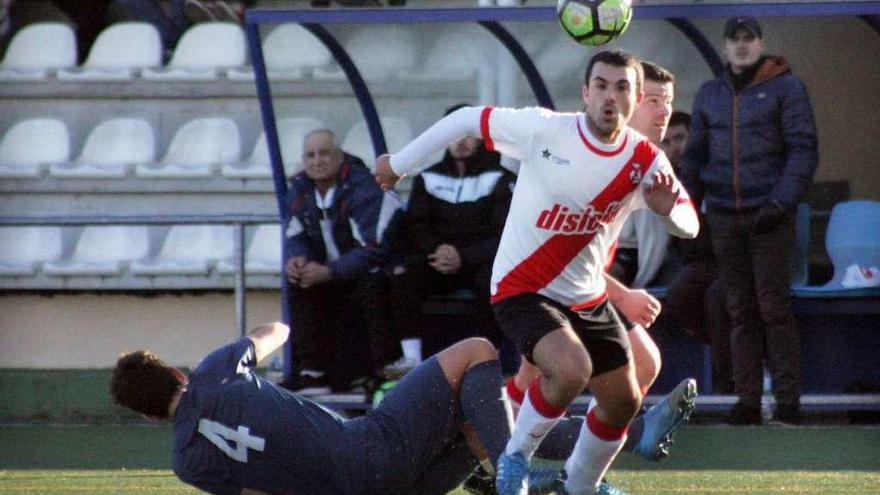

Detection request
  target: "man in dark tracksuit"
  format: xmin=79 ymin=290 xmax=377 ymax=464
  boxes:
xmin=386 ymin=105 xmax=515 ymax=375
xmin=281 ymin=129 xmax=403 ymax=394
xmin=681 ymin=17 xmax=818 ymax=424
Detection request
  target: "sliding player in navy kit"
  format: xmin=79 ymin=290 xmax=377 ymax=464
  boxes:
xmin=110 ymin=322 xmax=515 ymax=495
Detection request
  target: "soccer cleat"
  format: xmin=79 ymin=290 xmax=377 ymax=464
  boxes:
xmin=462 ymin=465 xmax=495 ymax=495
xmin=526 ymin=467 xmax=564 ymax=494
xmin=496 ymin=451 xmax=530 ymax=495
xmin=634 ymin=378 xmax=697 ymax=461
xmin=595 ymin=479 xmax=628 ymax=495
xmin=380 ymin=357 xmax=419 ymax=380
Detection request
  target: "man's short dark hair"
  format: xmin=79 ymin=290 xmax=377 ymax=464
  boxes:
xmin=110 ymin=350 xmax=181 ymax=419
xmin=584 ymin=49 xmax=644 ymax=94
xmin=669 ymin=111 xmax=691 ymax=129
xmin=641 ymin=61 xmax=675 ymax=85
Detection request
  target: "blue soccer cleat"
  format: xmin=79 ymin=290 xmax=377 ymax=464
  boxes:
xmin=496 ymin=451 xmax=530 ymax=495
xmin=596 ymin=479 xmax=629 ymax=495
xmin=635 ymin=378 xmax=697 ymax=461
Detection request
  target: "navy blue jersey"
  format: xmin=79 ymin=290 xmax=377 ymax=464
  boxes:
xmin=172 ymin=338 xmax=367 ymax=495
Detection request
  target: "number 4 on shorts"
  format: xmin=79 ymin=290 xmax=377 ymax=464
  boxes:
xmin=198 ymin=419 xmax=266 ymax=462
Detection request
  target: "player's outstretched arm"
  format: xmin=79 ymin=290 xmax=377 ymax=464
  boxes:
xmin=382 ymin=106 xmax=484 ymax=179
xmin=246 ymin=322 xmax=290 ymax=364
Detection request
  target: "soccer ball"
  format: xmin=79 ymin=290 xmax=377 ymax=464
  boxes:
xmin=557 ymin=0 xmax=633 ymax=46
xmin=371 ymin=379 xmax=399 ymax=408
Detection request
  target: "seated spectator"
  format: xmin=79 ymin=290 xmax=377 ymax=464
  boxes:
xmin=385 ymin=103 xmax=515 ymax=377
xmin=280 ymin=129 xmax=403 ymax=394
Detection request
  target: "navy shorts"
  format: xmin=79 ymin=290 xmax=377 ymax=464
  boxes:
xmin=357 ymin=357 xmax=473 ymax=494
xmin=493 ymin=293 xmax=632 ymax=377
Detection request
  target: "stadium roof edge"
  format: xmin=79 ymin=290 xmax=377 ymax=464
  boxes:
xmin=245 ymin=3 xmax=880 ymax=25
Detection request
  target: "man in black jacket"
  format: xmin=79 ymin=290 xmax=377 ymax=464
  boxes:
xmin=385 ymin=104 xmax=515 ymax=377
xmin=681 ymin=17 xmax=819 ymax=424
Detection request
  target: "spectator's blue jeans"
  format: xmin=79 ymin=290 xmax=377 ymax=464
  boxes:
xmin=117 ymin=0 xmax=188 ymax=53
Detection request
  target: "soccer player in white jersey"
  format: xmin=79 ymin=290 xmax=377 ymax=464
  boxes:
xmin=502 ymin=61 xmax=698 ymax=468
xmin=375 ymin=50 xmax=699 ymax=495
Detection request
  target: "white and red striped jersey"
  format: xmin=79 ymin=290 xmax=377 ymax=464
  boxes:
xmin=480 ymin=106 xmax=689 ymax=308
xmin=389 ymin=105 xmax=698 ymax=310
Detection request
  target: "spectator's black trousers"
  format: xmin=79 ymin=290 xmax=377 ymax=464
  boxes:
xmin=390 ymin=259 xmax=501 ymax=344
xmin=707 ymin=211 xmax=801 ymax=406
xmin=665 ymin=260 xmax=734 ymax=394
xmin=288 ymin=272 xmax=398 ymax=388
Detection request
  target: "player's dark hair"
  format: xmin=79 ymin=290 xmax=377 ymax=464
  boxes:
xmin=669 ymin=111 xmax=691 ymax=129
xmin=641 ymin=61 xmax=675 ymax=85
xmin=584 ymin=49 xmax=644 ymax=94
xmin=110 ymin=350 xmax=181 ymax=419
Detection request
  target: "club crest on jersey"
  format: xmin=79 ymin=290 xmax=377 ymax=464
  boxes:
xmin=629 ymin=162 xmax=644 ymax=185
xmin=535 ymin=202 xmax=622 ymax=234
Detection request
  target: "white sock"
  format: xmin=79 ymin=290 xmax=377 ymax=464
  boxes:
xmin=505 ymin=381 xmax=565 ymax=460
xmin=564 ymin=410 xmax=627 ymax=495
xmin=401 ymin=338 xmax=422 ymax=362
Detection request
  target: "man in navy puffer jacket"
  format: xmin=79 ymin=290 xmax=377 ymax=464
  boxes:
xmin=281 ymin=129 xmax=404 ymax=394
xmin=680 ymin=17 xmax=818 ymax=425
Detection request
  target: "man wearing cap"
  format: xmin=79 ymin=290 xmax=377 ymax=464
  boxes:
xmin=680 ymin=17 xmax=818 ymax=425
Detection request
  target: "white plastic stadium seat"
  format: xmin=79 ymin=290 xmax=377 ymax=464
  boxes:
xmin=0 ymin=118 xmax=70 ymax=178
xmin=399 ymin=25 xmax=491 ymax=83
xmin=217 ymin=224 xmax=281 ymax=275
xmin=131 ymin=225 xmax=234 ymax=275
xmin=0 ymin=22 xmax=76 ymax=80
xmin=58 ymin=22 xmax=162 ymax=81
xmin=43 ymin=226 xmax=150 ymax=276
xmin=264 ymin=23 xmax=332 ymax=80
xmin=142 ymin=22 xmax=246 ymax=80
xmin=313 ymin=25 xmax=416 ymax=81
xmin=222 ymin=117 xmax=324 ymax=179
xmin=136 ymin=118 xmax=240 ymax=178
xmin=50 ymin=118 xmax=155 ymax=178
xmin=0 ymin=227 xmax=64 ymax=276
xmin=342 ymin=117 xmax=414 ymax=166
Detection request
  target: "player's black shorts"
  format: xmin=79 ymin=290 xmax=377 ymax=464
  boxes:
xmin=493 ymin=293 xmax=632 ymax=377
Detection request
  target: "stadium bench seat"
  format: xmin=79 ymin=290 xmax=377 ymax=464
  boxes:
xmin=222 ymin=117 xmax=324 ymax=179
xmin=50 ymin=118 xmax=156 ymax=178
xmin=399 ymin=25 xmax=491 ymax=83
xmin=794 ymin=200 xmax=880 ymax=297
xmin=313 ymin=25 xmax=417 ymax=81
xmin=0 ymin=118 xmax=70 ymax=178
xmin=0 ymin=22 xmax=76 ymax=80
xmin=228 ymin=23 xmax=332 ymax=81
xmin=131 ymin=225 xmax=234 ymax=276
xmin=0 ymin=227 xmax=65 ymax=277
xmin=136 ymin=117 xmax=240 ymax=178
xmin=43 ymin=226 xmax=150 ymax=276
xmin=217 ymin=224 xmax=280 ymax=275
xmin=57 ymin=22 xmax=162 ymax=81
xmin=142 ymin=22 xmax=246 ymax=81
